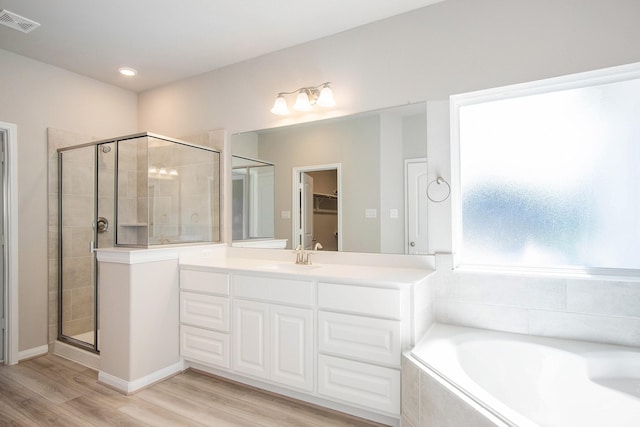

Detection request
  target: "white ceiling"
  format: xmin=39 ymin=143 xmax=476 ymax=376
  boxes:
xmin=0 ymin=0 xmax=445 ymax=92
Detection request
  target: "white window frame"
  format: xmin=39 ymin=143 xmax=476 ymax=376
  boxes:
xmin=449 ymin=62 xmax=640 ymax=276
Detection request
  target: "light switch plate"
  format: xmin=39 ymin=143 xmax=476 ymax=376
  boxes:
xmin=365 ymin=208 xmax=377 ymax=219
xmin=390 ymin=208 xmax=399 ymax=219
xmin=281 ymin=210 xmax=291 ymax=219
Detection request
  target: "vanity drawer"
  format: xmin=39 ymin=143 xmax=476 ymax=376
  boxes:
xmin=180 ymin=269 xmax=230 ymax=295
xmin=180 ymin=291 xmax=230 ymax=332
xmin=318 ymin=354 xmax=400 ymax=415
xmin=318 ymin=311 xmax=401 ymax=366
xmin=234 ymin=275 xmax=314 ymax=306
xmin=318 ymin=282 xmax=403 ymax=319
xmin=181 ymin=325 xmax=230 ymax=369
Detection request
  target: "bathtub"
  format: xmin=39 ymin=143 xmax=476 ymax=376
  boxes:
xmin=408 ymin=324 xmax=640 ymax=427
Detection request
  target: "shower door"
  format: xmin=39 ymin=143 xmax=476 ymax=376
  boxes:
xmin=58 ymin=142 xmax=114 ymax=352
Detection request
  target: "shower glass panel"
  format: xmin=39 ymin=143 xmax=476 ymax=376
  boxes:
xmin=231 ymin=156 xmax=275 ymax=241
xmin=116 ymin=135 xmax=220 ymax=246
xmin=58 ymin=142 xmax=114 ymax=351
xmin=58 ymin=132 xmax=220 ymax=352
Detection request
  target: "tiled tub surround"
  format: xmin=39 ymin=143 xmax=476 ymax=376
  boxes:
xmin=433 ymin=254 xmax=640 ymax=348
xmin=401 ymin=254 xmax=640 ymax=427
xmin=402 ymin=324 xmax=640 ymax=427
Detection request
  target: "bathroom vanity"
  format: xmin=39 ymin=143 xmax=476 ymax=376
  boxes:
xmin=178 ymin=251 xmax=433 ymax=425
xmin=96 ymin=245 xmax=434 ymax=426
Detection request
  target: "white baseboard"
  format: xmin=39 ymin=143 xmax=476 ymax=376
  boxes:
xmin=98 ymin=360 xmax=185 ymax=394
xmin=18 ymin=344 xmax=48 ymax=361
xmin=52 ymin=340 xmax=101 ymax=370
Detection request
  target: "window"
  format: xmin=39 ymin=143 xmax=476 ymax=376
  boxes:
xmin=451 ymin=63 xmax=640 ymax=273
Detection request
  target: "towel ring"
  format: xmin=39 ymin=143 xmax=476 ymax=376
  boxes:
xmin=427 ymin=177 xmax=450 ymax=203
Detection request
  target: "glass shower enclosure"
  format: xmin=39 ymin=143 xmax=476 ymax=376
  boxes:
xmin=58 ymin=133 xmax=220 ymax=352
xmin=231 ymin=155 xmax=275 ymax=241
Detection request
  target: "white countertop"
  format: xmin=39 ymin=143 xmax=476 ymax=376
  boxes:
xmin=180 ymin=256 xmax=434 ymax=287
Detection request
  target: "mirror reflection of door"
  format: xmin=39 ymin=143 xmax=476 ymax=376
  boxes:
xmin=295 ymin=166 xmax=340 ymax=251
xmin=406 ymin=159 xmax=428 ymax=254
xmin=300 ymin=173 xmax=314 ymax=249
xmin=232 ymin=172 xmax=247 ymax=240
xmin=0 ymin=130 xmax=4 ymax=362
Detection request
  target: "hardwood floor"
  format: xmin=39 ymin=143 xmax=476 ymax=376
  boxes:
xmin=0 ymin=354 xmax=387 ymax=426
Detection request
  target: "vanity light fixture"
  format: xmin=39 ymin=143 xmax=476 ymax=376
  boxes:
xmin=271 ymin=82 xmax=336 ymax=115
xmin=118 ymin=67 xmax=137 ymax=77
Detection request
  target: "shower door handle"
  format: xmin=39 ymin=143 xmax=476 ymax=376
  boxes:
xmin=89 ymin=240 xmax=95 ymax=253
xmin=96 ymin=217 xmax=109 ymax=233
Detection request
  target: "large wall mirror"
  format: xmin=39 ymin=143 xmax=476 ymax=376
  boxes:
xmin=231 ymin=102 xmax=428 ymax=255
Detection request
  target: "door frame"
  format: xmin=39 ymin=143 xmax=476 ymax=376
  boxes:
xmin=292 ymin=164 xmax=342 ymax=251
xmin=0 ymin=122 xmax=19 ymax=365
xmin=404 ymin=158 xmax=428 ymax=255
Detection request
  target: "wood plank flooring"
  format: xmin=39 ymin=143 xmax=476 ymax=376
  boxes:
xmin=0 ymin=354 xmax=387 ymax=427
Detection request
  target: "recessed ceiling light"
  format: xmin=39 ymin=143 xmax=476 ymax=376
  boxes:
xmin=118 ymin=67 xmax=137 ymax=77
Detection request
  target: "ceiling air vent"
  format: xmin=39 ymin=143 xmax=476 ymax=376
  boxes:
xmin=0 ymin=10 xmax=40 ymax=34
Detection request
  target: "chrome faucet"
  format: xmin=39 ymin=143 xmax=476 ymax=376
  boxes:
xmin=294 ymin=242 xmax=323 ymax=265
xmin=294 ymin=245 xmax=306 ymax=264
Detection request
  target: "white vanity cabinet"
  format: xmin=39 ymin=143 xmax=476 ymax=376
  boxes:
xmin=178 ymin=259 xmax=431 ymax=427
xmin=316 ymin=282 xmax=408 ymax=415
xmin=179 ymin=269 xmax=231 ymax=369
xmin=232 ymin=274 xmax=314 ymax=392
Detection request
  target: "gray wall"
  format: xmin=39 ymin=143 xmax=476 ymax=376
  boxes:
xmin=0 ymin=49 xmax=137 ymax=352
xmin=136 ymin=0 xmax=640 ymax=347
xmin=258 ymin=115 xmax=380 ymax=253
xmin=138 ymin=0 xmax=640 ymax=136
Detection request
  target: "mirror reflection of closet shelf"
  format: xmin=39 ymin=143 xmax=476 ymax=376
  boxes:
xmin=313 ymin=193 xmax=337 ymax=214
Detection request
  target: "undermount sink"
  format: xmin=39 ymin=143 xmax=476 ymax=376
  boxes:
xmin=258 ymin=263 xmax=321 ymax=272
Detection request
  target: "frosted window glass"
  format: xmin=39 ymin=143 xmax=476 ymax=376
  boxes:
xmin=459 ymin=78 xmax=640 ymax=270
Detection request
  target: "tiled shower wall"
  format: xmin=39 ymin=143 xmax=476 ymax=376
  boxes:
xmin=434 ymin=254 xmax=640 ymax=347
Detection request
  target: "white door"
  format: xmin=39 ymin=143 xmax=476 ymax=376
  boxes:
xmin=406 ymin=160 xmax=428 ymax=255
xmin=271 ymin=304 xmax=313 ymax=391
xmin=233 ymin=299 xmax=269 ymax=379
xmin=0 ymin=131 xmax=4 ymax=363
xmin=300 ymin=173 xmax=314 ymax=249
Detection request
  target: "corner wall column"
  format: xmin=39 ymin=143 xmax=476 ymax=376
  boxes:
xmin=96 ymin=248 xmax=183 ymax=393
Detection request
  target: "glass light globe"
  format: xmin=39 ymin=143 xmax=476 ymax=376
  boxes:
xmin=271 ymin=95 xmax=289 ymax=115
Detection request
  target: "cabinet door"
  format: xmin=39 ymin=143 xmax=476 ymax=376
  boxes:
xmin=271 ymin=304 xmax=313 ymax=391
xmin=181 ymin=325 xmax=230 ymax=368
xmin=180 ymin=269 xmax=230 ymax=295
xmin=318 ymin=354 xmax=400 ymax=415
xmin=318 ymin=311 xmax=401 ymax=366
xmin=180 ymin=292 xmax=230 ymax=332
xmin=233 ymin=300 xmax=269 ymax=379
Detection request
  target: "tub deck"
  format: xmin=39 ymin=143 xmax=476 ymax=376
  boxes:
xmin=407 ymin=324 xmax=640 ymax=427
